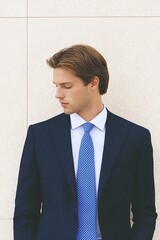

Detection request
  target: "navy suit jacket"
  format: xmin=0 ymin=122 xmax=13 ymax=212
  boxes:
xmin=14 ymin=110 xmax=157 ymax=240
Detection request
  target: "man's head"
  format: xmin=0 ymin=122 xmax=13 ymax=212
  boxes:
xmin=47 ymin=44 xmax=109 ymax=95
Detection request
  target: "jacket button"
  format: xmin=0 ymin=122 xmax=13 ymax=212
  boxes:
xmin=74 ymin=214 xmax=78 ymax=220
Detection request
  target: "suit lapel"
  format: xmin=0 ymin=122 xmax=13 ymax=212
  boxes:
xmin=50 ymin=114 xmax=77 ymax=198
xmin=98 ymin=110 xmax=128 ymax=200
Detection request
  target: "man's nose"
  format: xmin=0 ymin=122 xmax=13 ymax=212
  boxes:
xmin=55 ymin=87 xmax=64 ymax=99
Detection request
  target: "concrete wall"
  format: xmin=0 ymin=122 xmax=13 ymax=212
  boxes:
xmin=0 ymin=1 xmax=160 ymax=239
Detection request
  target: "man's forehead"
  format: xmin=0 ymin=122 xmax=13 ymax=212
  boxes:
xmin=53 ymin=68 xmax=82 ymax=84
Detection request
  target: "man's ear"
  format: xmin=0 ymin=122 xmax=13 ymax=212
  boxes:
xmin=90 ymin=76 xmax=100 ymax=91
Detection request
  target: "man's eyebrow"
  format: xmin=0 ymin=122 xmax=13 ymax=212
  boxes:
xmin=53 ymin=82 xmax=72 ymax=85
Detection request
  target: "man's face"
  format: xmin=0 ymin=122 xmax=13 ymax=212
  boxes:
xmin=53 ymin=68 xmax=93 ymax=117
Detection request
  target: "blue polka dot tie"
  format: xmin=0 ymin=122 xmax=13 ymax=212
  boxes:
xmin=77 ymin=123 xmax=97 ymax=240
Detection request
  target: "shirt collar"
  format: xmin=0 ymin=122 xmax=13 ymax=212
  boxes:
xmin=70 ymin=106 xmax=107 ymax=131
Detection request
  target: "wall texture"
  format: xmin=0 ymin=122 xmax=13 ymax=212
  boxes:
xmin=0 ymin=1 xmax=160 ymax=239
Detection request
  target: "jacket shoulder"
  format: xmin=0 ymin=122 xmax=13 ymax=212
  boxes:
xmin=107 ymin=110 xmax=151 ymax=138
xmin=28 ymin=113 xmax=69 ymax=130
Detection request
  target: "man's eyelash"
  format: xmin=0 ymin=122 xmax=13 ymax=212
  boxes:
xmin=64 ymin=86 xmax=72 ymax=89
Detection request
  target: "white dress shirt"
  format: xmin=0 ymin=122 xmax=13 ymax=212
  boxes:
xmin=70 ymin=107 xmax=107 ymax=240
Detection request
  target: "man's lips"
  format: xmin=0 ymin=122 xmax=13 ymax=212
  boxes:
xmin=60 ymin=102 xmax=68 ymax=107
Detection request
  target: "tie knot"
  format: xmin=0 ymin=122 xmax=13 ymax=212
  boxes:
xmin=83 ymin=123 xmax=94 ymax=133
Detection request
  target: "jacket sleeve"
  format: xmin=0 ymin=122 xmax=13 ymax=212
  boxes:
xmin=13 ymin=125 xmax=42 ymax=240
xmin=131 ymin=130 xmax=157 ymax=240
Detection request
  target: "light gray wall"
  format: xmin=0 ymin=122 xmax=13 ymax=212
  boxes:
xmin=0 ymin=1 xmax=160 ymax=239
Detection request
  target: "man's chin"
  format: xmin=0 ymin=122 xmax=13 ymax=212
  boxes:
xmin=63 ymin=109 xmax=74 ymax=115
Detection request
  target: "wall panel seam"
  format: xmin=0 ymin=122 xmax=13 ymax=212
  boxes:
xmin=27 ymin=0 xmax=29 ymax=128
xmin=0 ymin=16 xmax=160 ymax=19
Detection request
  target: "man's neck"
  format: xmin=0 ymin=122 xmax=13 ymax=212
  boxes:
xmin=77 ymin=103 xmax=104 ymax=122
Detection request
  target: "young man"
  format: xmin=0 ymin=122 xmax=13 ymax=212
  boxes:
xmin=14 ymin=45 xmax=157 ymax=240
